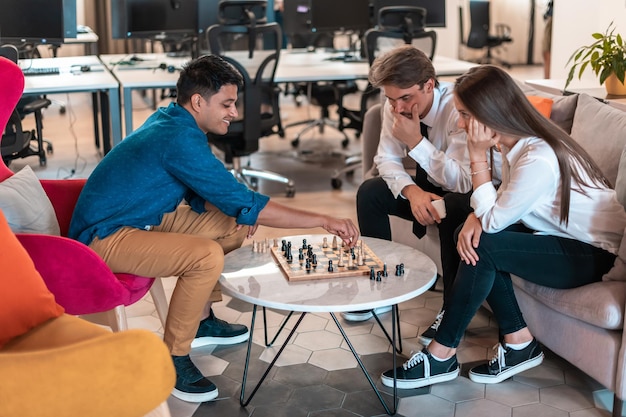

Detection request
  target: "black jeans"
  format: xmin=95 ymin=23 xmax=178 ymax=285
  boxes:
xmin=434 ymin=224 xmax=616 ymax=348
xmin=356 ymin=176 xmax=473 ymax=308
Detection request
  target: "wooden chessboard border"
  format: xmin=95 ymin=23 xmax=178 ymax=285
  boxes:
xmin=270 ymin=237 xmax=386 ymax=282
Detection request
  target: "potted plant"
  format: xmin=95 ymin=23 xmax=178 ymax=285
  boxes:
xmin=565 ymin=22 xmax=626 ymax=95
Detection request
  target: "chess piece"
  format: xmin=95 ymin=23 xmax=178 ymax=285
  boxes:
xmin=273 ymin=238 xmax=278 ymax=248
xmin=337 ymin=250 xmax=344 ymax=267
xmin=251 ymin=241 xmax=256 ymax=252
xmin=322 ymin=237 xmax=328 ymax=248
xmin=312 ymin=254 xmax=318 ymax=268
xmin=376 ymin=271 xmax=382 ymax=281
xmin=382 ymin=263 xmax=388 ymax=277
xmin=281 ymin=239 xmax=286 ymax=252
xmin=328 ymin=260 xmax=334 ymax=272
xmin=305 ymin=259 xmax=311 ymax=272
xmin=332 ymin=236 xmax=338 ymax=250
xmin=302 ymin=238 xmax=307 ymax=250
xmin=370 ymin=266 xmax=376 ymax=280
xmin=357 ymin=252 xmax=364 ymax=266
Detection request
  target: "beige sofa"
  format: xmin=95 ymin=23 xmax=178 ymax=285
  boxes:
xmin=361 ymin=86 xmax=626 ymax=416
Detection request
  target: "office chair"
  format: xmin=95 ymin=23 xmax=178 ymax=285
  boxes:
xmin=330 ymin=6 xmax=437 ymax=189
xmin=465 ymin=0 xmax=512 ymax=67
xmin=283 ymin=32 xmax=360 ymax=150
xmin=0 ymin=45 xmax=52 ymax=167
xmin=206 ymin=6 xmax=296 ymax=197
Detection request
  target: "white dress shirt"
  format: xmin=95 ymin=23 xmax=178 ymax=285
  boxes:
xmin=471 ymin=136 xmax=626 ymax=254
xmin=374 ymin=82 xmax=481 ymax=198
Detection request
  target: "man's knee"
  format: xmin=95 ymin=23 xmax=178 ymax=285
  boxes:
xmin=185 ymin=238 xmax=226 ymax=275
xmin=357 ymin=177 xmax=387 ymax=205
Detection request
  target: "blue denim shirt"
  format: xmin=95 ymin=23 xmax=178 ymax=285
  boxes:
xmin=69 ymin=102 xmax=269 ymax=245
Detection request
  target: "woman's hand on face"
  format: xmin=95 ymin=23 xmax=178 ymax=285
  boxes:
xmin=467 ymin=118 xmax=499 ymax=154
xmin=457 ymin=213 xmax=482 ymax=266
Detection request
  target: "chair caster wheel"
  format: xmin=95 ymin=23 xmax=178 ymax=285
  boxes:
xmin=59 ymin=106 xmax=66 ymax=115
xmin=331 ymin=178 xmax=342 ymax=189
xmin=341 ymin=138 xmax=349 ymax=149
xmin=291 ymin=138 xmax=300 ymax=148
xmin=39 ymin=159 xmax=47 ymax=167
xmin=286 ymin=186 xmax=296 ymax=197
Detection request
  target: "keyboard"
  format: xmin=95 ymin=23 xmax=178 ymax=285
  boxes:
xmin=22 ymin=67 xmax=60 ymax=76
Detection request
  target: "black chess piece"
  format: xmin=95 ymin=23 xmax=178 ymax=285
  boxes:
xmin=328 ymin=260 xmax=334 ymax=272
xmin=305 ymin=259 xmax=311 ymax=272
xmin=382 ymin=263 xmax=388 ymax=277
xmin=376 ymin=271 xmax=382 ymax=281
xmin=370 ymin=266 xmax=376 ymax=280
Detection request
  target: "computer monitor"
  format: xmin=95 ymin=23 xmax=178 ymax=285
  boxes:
xmin=111 ymin=0 xmax=199 ymax=40
xmin=373 ymin=0 xmax=446 ymax=28
xmin=310 ymin=0 xmax=371 ymax=33
xmin=0 ymin=0 xmax=77 ymax=44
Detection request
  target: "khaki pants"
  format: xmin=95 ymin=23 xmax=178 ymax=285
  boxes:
xmin=90 ymin=203 xmax=247 ymax=355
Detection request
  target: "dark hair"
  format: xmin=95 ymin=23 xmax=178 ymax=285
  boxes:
xmin=176 ymin=54 xmax=243 ymax=105
xmin=369 ymin=44 xmax=439 ymax=89
xmin=454 ymin=65 xmax=610 ymax=224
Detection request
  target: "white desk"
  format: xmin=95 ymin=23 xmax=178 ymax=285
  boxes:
xmin=20 ymin=56 xmax=121 ymax=153
xmin=219 ymin=234 xmax=437 ymax=414
xmin=64 ymin=27 xmax=99 ymax=55
xmin=101 ymin=51 xmax=477 ymax=136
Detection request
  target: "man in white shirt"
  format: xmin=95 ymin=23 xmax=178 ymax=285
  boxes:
xmin=344 ymin=46 xmax=500 ymax=344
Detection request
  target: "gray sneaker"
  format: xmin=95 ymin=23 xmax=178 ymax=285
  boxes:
xmin=341 ymin=306 xmax=393 ymax=322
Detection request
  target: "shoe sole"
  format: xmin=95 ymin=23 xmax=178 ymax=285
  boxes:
xmin=171 ymin=387 xmax=219 ymax=403
xmin=342 ymin=306 xmax=392 ymax=322
xmin=381 ymin=367 xmax=460 ymax=389
xmin=469 ymin=352 xmax=544 ymax=384
xmin=417 ymin=335 xmax=433 ymax=346
xmin=191 ymin=330 xmax=250 ymax=349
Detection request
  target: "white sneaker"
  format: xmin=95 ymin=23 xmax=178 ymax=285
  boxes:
xmin=341 ymin=306 xmax=392 ymax=322
xmin=418 ymin=310 xmax=445 ymax=346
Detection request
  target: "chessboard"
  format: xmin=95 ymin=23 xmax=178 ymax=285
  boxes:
xmin=270 ymin=237 xmax=386 ymax=282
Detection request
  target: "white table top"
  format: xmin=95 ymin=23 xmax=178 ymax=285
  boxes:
xmin=219 ymin=235 xmax=437 ymax=313
xmin=19 ymin=56 xmax=118 ymax=94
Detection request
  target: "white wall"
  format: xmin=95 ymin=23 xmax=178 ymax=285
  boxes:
xmin=551 ymin=0 xmax=626 ymax=81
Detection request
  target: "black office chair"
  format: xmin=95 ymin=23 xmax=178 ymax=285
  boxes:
xmin=0 ymin=44 xmax=52 ymax=167
xmin=330 ymin=6 xmax=437 ymax=189
xmin=283 ymin=31 xmax=360 ymax=150
xmin=465 ymin=0 xmax=512 ymax=67
xmin=206 ymin=4 xmax=295 ymax=197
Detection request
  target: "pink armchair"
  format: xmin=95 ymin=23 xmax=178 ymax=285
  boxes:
xmin=0 ymin=56 xmax=168 ymax=331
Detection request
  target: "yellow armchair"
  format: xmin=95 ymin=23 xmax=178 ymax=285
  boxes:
xmin=0 ymin=314 xmax=175 ymax=417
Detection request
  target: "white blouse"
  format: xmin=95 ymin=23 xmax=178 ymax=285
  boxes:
xmin=471 ymin=136 xmax=626 ymax=254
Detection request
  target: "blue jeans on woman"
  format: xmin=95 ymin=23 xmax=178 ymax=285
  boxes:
xmin=434 ymin=224 xmax=616 ymax=348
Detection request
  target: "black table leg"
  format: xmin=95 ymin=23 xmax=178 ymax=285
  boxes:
xmin=240 ymin=305 xmax=306 ymax=407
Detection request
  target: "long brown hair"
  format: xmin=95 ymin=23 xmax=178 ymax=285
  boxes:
xmin=454 ymin=65 xmax=610 ymax=224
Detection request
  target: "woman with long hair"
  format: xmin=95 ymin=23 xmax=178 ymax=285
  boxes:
xmin=381 ymin=65 xmax=626 ymax=389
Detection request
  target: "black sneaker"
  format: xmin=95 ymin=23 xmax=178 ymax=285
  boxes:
xmin=381 ymin=347 xmax=459 ymax=389
xmin=171 ymin=355 xmax=218 ymax=403
xmin=418 ymin=310 xmax=444 ymax=346
xmin=191 ymin=309 xmax=249 ymax=348
xmin=469 ymin=338 xmax=544 ymax=384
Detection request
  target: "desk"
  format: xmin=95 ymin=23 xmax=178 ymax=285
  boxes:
xmin=20 ymin=56 xmax=121 ymax=153
xmin=219 ymin=234 xmax=437 ymax=415
xmin=526 ymin=78 xmax=626 ymax=112
xmin=64 ymin=27 xmax=99 ymax=55
xmin=101 ymin=51 xmax=477 ymax=136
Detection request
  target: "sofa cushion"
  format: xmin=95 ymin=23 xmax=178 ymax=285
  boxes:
xmin=0 ymin=165 xmax=60 ymax=235
xmin=604 ymin=226 xmax=626 ymax=282
xmin=570 ymin=93 xmax=626 ymax=186
xmin=512 ymin=275 xmax=625 ymax=329
xmin=616 ymin=144 xmax=626 ymax=208
xmin=527 ymin=95 xmax=553 ymax=118
xmin=0 ymin=210 xmax=64 ymax=348
xmin=518 ymin=82 xmax=578 ymax=133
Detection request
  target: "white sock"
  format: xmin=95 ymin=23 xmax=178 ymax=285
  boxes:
xmin=506 ymin=340 xmax=531 ymax=350
xmin=430 ymin=352 xmax=451 ymax=362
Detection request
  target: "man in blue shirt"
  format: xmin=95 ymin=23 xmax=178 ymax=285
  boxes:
xmin=69 ymin=55 xmax=359 ymax=403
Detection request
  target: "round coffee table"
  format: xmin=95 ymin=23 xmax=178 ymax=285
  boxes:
xmin=219 ymin=234 xmax=437 ymax=415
